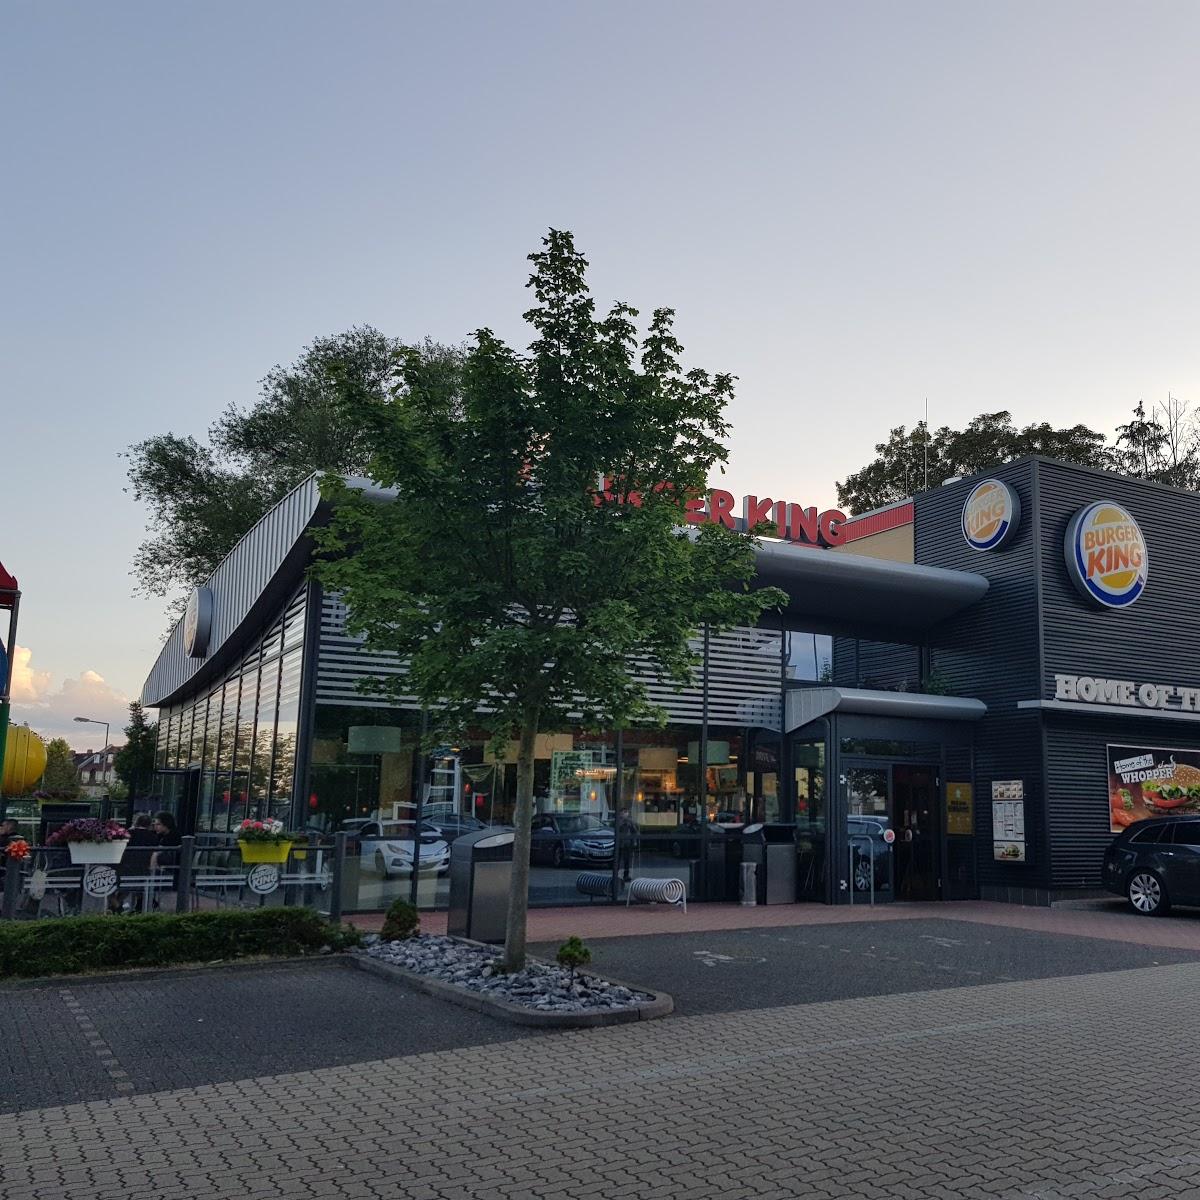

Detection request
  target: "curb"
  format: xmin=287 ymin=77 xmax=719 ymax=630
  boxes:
xmin=347 ymin=947 xmax=673 ymax=1028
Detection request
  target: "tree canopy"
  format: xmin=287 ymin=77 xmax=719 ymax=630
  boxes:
xmin=125 ymin=327 xmax=462 ymax=620
xmin=313 ymin=229 xmax=785 ymax=969
xmin=113 ymin=701 xmax=157 ymax=795
xmin=836 ymin=402 xmax=1193 ymax=515
xmin=40 ymin=737 xmax=79 ymax=799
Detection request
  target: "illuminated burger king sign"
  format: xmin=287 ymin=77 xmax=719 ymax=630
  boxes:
xmin=1064 ymin=501 xmax=1148 ymax=609
xmin=961 ymin=479 xmax=1021 ymax=551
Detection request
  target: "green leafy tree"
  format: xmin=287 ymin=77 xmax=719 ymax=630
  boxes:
xmin=837 ymin=410 xmax=1112 ymax=514
xmin=125 ymin=327 xmax=462 ymax=620
xmin=113 ymin=701 xmax=157 ymax=795
xmin=40 ymin=737 xmax=80 ymax=799
xmin=314 ymin=230 xmax=785 ymax=970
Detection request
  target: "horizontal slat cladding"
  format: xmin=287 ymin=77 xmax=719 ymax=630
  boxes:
xmin=916 ymin=461 xmax=1049 ymax=888
xmin=142 ymin=475 xmax=321 ymax=705
xmin=831 ymin=637 xmax=921 ymax=689
xmin=1036 ymin=459 xmax=1200 ymax=693
xmin=1040 ymin=711 xmax=1200 ymax=888
xmin=1035 ymin=460 xmax=1200 ymax=886
xmin=316 ymin=595 xmax=782 ymax=726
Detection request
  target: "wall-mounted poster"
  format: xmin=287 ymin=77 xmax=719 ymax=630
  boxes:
xmin=946 ymin=782 xmax=973 ymax=835
xmin=991 ymin=780 xmax=1026 ymax=862
xmin=1108 ymin=743 xmax=1200 ymax=832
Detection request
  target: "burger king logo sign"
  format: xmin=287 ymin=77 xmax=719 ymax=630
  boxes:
xmin=961 ymin=479 xmax=1021 ymax=551
xmin=1064 ymin=501 xmax=1148 ymax=608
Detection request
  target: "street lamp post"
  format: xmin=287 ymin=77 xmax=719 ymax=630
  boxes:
xmin=74 ymin=716 xmax=111 ymax=795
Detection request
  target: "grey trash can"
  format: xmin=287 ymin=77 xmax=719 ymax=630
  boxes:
xmin=763 ymin=823 xmax=797 ymax=905
xmin=447 ymin=828 xmax=515 ymax=943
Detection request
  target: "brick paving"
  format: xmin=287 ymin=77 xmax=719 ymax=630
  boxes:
xmin=8 ymin=960 xmax=1200 ymax=1198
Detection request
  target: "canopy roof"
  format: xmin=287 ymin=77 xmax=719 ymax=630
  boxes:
xmin=752 ymin=539 xmax=989 ymax=640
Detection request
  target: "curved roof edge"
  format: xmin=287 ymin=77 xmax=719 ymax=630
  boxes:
xmin=787 ymin=687 xmax=987 ymax=731
xmin=140 ymin=474 xmax=325 ymax=707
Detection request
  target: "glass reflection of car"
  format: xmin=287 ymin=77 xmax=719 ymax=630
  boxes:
xmin=1103 ymin=816 xmax=1200 ymax=915
xmin=847 ymin=815 xmax=892 ymax=892
xmin=424 ymin=813 xmax=488 ymax=844
xmin=355 ymin=820 xmax=451 ymax=879
xmin=530 ymin=814 xmax=614 ymax=868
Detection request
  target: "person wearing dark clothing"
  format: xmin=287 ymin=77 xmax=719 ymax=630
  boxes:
xmin=151 ymin=811 xmax=181 ymax=867
xmin=616 ymin=808 xmax=638 ymax=883
xmin=117 ymin=814 xmax=158 ymax=912
xmin=0 ymin=818 xmax=19 ymax=847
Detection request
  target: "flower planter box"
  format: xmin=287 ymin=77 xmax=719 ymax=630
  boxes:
xmin=67 ymin=840 xmax=128 ymax=865
xmin=238 ymin=840 xmax=293 ymax=864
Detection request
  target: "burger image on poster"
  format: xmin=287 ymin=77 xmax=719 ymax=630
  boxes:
xmin=961 ymin=479 xmax=1021 ymax=551
xmin=1064 ymin=501 xmax=1149 ymax=609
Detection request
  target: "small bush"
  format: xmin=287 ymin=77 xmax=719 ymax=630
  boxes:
xmin=556 ymin=936 xmax=591 ymax=981
xmin=380 ymin=898 xmax=420 ymax=941
xmin=0 ymin=907 xmax=361 ymax=980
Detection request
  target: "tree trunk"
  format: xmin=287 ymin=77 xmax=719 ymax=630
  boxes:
xmin=502 ymin=714 xmax=539 ymax=972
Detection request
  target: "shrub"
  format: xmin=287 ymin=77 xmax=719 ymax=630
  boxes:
xmin=380 ymin=897 xmax=420 ymax=941
xmin=555 ymin=936 xmax=591 ymax=981
xmin=0 ymin=907 xmax=361 ymax=980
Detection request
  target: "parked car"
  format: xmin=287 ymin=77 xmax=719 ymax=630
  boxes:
xmin=847 ymin=815 xmax=892 ymax=893
xmin=424 ymin=813 xmax=488 ymax=844
xmin=1103 ymin=816 xmax=1200 ymax=915
xmin=353 ymin=820 xmax=451 ymax=879
xmin=530 ymin=813 xmax=614 ymax=868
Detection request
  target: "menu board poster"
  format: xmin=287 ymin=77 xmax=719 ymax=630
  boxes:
xmin=992 ymin=799 xmax=1026 ymax=862
xmin=1108 ymin=743 xmax=1200 ymax=833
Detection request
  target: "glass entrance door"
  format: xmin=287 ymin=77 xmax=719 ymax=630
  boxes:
xmin=844 ymin=765 xmax=894 ymax=901
xmin=892 ymin=764 xmax=941 ymax=901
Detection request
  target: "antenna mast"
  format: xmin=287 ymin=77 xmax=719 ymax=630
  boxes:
xmin=923 ymin=398 xmax=929 ymax=491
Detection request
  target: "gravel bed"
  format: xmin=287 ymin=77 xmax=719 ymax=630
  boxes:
xmin=362 ymin=934 xmax=653 ymax=1013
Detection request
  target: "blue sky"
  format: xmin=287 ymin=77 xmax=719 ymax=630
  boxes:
xmin=3 ymin=1 xmax=1198 ymax=745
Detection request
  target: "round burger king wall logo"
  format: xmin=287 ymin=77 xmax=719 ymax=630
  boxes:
xmin=1064 ymin=501 xmax=1148 ymax=608
xmin=961 ymin=479 xmax=1021 ymax=551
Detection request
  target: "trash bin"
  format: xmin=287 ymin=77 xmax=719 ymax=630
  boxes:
xmin=741 ymin=822 xmax=765 ymax=904
xmin=447 ymin=828 xmax=515 ymax=943
xmin=763 ymin=823 xmax=797 ymax=905
xmin=703 ymin=825 xmax=733 ymax=901
xmin=739 ymin=861 xmax=758 ymax=906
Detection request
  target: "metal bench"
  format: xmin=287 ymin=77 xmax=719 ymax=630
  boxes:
xmin=625 ymin=876 xmax=687 ymax=912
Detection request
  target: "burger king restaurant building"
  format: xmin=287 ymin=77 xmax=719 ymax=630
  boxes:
xmin=140 ymin=456 xmax=1188 ymax=909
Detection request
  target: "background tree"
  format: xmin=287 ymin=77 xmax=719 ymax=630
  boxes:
xmin=314 ymin=230 xmax=785 ymax=971
xmin=125 ymin=327 xmax=462 ymax=621
xmin=1115 ymin=396 xmax=1199 ymax=489
xmin=837 ymin=410 xmax=1113 ymax=514
xmin=113 ymin=701 xmax=157 ymax=796
xmin=40 ymin=737 xmax=80 ymax=799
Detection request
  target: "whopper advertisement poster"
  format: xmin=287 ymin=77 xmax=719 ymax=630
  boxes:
xmin=1108 ymin=744 xmax=1200 ymax=832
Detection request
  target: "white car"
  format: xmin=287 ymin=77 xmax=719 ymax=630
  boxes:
xmin=355 ymin=820 xmax=451 ymax=879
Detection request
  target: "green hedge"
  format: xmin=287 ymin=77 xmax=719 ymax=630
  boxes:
xmin=0 ymin=907 xmax=361 ymax=980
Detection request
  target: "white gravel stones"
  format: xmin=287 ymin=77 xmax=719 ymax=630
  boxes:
xmin=364 ymin=934 xmax=652 ymax=1013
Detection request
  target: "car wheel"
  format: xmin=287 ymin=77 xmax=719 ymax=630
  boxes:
xmin=1128 ymin=870 xmax=1170 ymax=916
xmin=375 ymin=851 xmax=392 ymax=880
xmin=552 ymin=845 xmax=565 ymax=869
xmin=853 ymin=858 xmax=872 ymax=892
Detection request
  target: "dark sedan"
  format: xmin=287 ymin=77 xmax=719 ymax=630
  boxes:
xmin=1103 ymin=816 xmax=1200 ymax=915
xmin=530 ymin=813 xmax=614 ymax=868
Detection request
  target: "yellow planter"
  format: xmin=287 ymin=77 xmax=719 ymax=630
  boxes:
xmin=238 ymin=840 xmax=292 ymax=864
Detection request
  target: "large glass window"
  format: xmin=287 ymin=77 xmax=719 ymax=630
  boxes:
xmin=271 ymin=652 xmax=302 ymax=823
xmin=201 ymin=689 xmax=220 ymax=770
xmin=793 ymin=734 xmax=826 ymax=901
xmin=251 ymin=657 xmax=280 ymax=818
xmin=216 ymin=678 xmax=238 ymax=772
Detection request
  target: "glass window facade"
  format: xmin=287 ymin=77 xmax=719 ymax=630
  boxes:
xmin=151 ymin=587 xmax=307 ymax=835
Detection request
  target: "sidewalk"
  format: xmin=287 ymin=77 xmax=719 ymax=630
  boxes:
xmin=350 ymin=896 xmax=1200 ymax=950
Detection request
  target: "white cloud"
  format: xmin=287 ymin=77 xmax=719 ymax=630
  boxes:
xmin=10 ymin=645 xmax=52 ymax=704
xmin=10 ymin=646 xmax=130 ymax=748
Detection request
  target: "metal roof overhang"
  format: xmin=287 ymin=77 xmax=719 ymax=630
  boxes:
xmin=751 ymin=539 xmax=989 ymax=640
xmin=787 ymin=686 xmax=987 ymax=733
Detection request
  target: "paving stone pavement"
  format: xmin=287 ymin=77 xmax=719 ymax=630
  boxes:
xmin=7 ymin=961 xmax=1200 ymax=1199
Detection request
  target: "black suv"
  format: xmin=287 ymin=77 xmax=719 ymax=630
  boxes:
xmin=1103 ymin=816 xmax=1200 ymax=915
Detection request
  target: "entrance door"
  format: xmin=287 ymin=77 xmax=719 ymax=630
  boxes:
xmin=891 ymin=765 xmax=940 ymax=901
